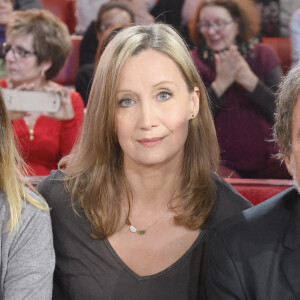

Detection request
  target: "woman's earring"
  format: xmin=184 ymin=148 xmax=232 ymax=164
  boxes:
xmin=191 ymin=114 xmax=195 ymax=118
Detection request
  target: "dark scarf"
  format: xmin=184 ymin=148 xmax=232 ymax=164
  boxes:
xmin=197 ymin=37 xmax=259 ymax=61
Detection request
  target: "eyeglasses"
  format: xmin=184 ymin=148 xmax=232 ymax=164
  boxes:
xmin=198 ymin=19 xmax=234 ymax=32
xmin=1 ymin=42 xmax=36 ymax=60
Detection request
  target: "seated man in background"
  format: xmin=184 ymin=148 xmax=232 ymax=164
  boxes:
xmin=203 ymin=63 xmax=300 ymax=299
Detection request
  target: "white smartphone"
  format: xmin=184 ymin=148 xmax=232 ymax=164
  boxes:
xmin=2 ymin=88 xmax=61 ymax=113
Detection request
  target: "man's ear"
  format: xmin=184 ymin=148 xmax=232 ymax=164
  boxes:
xmin=285 ymin=155 xmax=293 ymax=177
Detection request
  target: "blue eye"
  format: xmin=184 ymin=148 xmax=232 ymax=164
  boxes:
xmin=158 ymin=91 xmax=172 ymax=101
xmin=118 ymin=98 xmax=134 ymax=107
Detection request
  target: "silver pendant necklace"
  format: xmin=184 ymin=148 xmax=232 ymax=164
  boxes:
xmin=125 ymin=219 xmax=146 ymax=235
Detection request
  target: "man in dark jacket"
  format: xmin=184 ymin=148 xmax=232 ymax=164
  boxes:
xmin=203 ymin=63 xmax=300 ymax=299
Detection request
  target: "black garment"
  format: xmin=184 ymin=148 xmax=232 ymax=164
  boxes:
xmin=150 ymin=0 xmax=193 ymax=48
xmin=204 ymin=187 xmax=300 ymax=299
xmin=37 ymin=170 xmax=251 ymax=300
xmin=150 ymin=0 xmax=184 ymax=27
xmin=75 ymin=63 xmax=94 ymax=106
xmin=14 ymin=0 xmax=43 ymax=10
xmin=79 ymin=21 xmax=98 ymax=66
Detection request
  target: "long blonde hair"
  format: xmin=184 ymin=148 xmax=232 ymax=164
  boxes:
xmin=0 ymin=90 xmax=47 ymax=232
xmin=61 ymin=24 xmax=219 ymax=238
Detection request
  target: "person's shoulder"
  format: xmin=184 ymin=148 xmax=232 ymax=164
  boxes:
xmin=0 ymin=188 xmax=51 ymax=240
xmin=211 ymin=173 xmax=252 ymax=225
xmin=0 ymin=191 xmax=10 ymax=230
xmin=69 ymin=89 xmax=85 ymax=108
xmin=78 ymin=63 xmax=94 ymax=76
xmin=37 ymin=170 xmax=67 ymax=207
xmin=213 ymin=186 xmax=297 ymax=240
xmin=253 ymin=42 xmax=279 ymax=57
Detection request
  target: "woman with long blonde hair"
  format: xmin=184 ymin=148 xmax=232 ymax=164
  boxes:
xmin=38 ymin=24 xmax=250 ymax=299
xmin=0 ymin=89 xmax=54 ymax=299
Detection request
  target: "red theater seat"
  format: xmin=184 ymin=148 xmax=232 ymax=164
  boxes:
xmin=42 ymin=0 xmax=76 ymax=34
xmin=53 ymin=35 xmax=82 ymax=86
xmin=28 ymin=176 xmax=293 ymax=206
xmin=226 ymin=178 xmax=293 ymax=205
xmin=262 ymin=37 xmax=292 ymax=74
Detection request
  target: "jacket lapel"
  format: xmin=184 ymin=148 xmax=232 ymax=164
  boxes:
xmin=281 ymin=191 xmax=300 ymax=297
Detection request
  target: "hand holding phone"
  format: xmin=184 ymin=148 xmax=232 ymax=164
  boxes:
xmin=2 ymin=88 xmax=61 ymax=113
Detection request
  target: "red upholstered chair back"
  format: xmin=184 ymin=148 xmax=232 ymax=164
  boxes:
xmin=53 ymin=35 xmax=82 ymax=86
xmin=42 ymin=0 xmax=76 ymax=34
xmin=226 ymin=178 xmax=293 ymax=205
xmin=262 ymin=37 xmax=292 ymax=75
xmin=28 ymin=176 xmax=293 ymax=206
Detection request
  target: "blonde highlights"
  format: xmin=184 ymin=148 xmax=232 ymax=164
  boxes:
xmin=0 ymin=89 xmax=47 ymax=232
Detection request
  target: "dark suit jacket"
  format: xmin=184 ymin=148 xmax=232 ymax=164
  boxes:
xmin=204 ymin=187 xmax=300 ymax=300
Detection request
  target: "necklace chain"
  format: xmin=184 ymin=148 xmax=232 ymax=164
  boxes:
xmin=125 ymin=209 xmax=169 ymax=235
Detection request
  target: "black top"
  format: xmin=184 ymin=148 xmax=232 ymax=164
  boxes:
xmin=204 ymin=187 xmax=300 ymax=299
xmin=37 ymin=170 xmax=251 ymax=300
xmin=79 ymin=21 xmax=98 ymax=67
xmin=75 ymin=63 xmax=94 ymax=106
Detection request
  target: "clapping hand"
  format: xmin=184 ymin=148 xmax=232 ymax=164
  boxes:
xmin=212 ymin=45 xmax=240 ymax=97
xmin=234 ymin=52 xmax=258 ymax=92
xmin=212 ymin=45 xmax=258 ymax=96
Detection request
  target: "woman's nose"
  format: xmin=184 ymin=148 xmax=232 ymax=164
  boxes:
xmin=138 ymin=100 xmax=158 ymax=130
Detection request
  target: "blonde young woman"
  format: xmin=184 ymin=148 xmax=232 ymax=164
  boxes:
xmin=0 ymin=90 xmax=54 ymax=299
xmin=38 ymin=24 xmax=251 ymax=299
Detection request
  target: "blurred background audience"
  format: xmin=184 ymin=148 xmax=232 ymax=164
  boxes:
xmin=255 ymin=0 xmax=300 ymax=37
xmin=189 ymin=0 xmax=289 ymax=179
xmin=79 ymin=2 xmax=134 ymax=66
xmin=76 ymin=24 xmax=129 ymax=105
xmin=1 ymin=9 xmax=84 ymax=176
xmin=0 ymin=0 xmax=13 ymax=78
xmin=290 ymin=9 xmax=300 ymax=65
xmin=14 ymin=0 xmax=43 ymax=10
xmin=0 ymin=0 xmax=297 ymax=180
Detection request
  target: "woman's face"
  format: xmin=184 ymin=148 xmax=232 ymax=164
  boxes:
xmin=97 ymin=8 xmax=132 ymax=40
xmin=0 ymin=0 xmax=13 ymax=26
xmin=5 ymin=33 xmax=50 ymax=86
xmin=116 ymin=49 xmax=199 ymax=169
xmin=198 ymin=5 xmax=238 ymax=52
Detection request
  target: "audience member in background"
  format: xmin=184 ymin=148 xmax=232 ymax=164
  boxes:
xmin=75 ymin=0 xmax=108 ymax=34
xmin=0 ymin=0 xmax=13 ymax=78
xmin=76 ymin=0 xmax=153 ymax=35
xmin=189 ymin=0 xmax=289 ymax=179
xmin=14 ymin=0 xmax=43 ymax=10
xmin=117 ymin=0 xmax=154 ymax=25
xmin=150 ymin=0 xmax=192 ymax=46
xmin=38 ymin=24 xmax=251 ymax=299
xmin=290 ymin=9 xmax=300 ymax=65
xmin=76 ymin=24 xmax=129 ymax=105
xmin=0 ymin=89 xmax=54 ymax=299
xmin=79 ymin=2 xmax=134 ymax=66
xmin=1 ymin=10 xmax=84 ymax=176
xmin=255 ymin=0 xmax=300 ymax=37
xmin=203 ymin=62 xmax=300 ymax=300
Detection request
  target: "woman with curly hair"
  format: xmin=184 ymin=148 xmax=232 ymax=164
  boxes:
xmin=190 ymin=0 xmax=289 ymax=179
